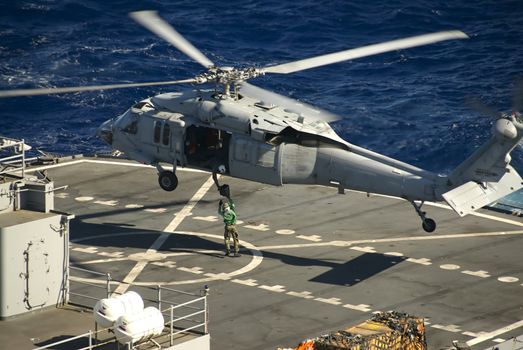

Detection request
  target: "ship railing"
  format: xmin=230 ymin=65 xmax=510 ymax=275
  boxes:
xmin=0 ymin=137 xmax=27 ymax=178
xmin=33 ymin=266 xmax=209 ymax=350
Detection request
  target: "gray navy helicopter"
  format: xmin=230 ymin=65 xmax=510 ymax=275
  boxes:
xmin=2 ymin=11 xmax=523 ymax=232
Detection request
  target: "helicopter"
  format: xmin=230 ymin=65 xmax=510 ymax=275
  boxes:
xmin=2 ymin=11 xmax=523 ymax=232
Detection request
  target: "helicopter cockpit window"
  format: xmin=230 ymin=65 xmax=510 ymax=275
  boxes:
xmin=154 ymin=121 xmax=162 ymax=144
xmin=162 ymin=123 xmax=170 ymax=146
xmin=122 ymin=119 xmax=138 ymax=134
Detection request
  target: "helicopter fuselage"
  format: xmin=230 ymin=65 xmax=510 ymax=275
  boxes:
xmin=99 ymin=89 xmax=443 ymax=201
xmin=97 ymin=88 xmax=523 ymax=232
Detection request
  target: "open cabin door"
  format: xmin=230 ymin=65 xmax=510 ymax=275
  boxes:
xmin=184 ymin=125 xmax=230 ymax=171
xmin=229 ymin=134 xmax=282 ymax=186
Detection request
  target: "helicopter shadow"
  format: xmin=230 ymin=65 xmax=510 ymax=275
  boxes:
xmin=70 ymin=218 xmax=405 ymax=287
xmin=260 ymin=250 xmax=406 ymax=287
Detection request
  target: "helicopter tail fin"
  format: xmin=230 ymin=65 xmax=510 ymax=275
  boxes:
xmin=441 ymin=118 xmax=523 ymax=216
xmin=442 ymin=165 xmax=522 ymax=216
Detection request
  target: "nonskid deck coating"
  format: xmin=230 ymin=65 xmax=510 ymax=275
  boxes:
xmin=1 ymin=157 xmax=522 ymax=350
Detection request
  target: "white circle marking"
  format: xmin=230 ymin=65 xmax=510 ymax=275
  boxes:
xmin=70 ymin=231 xmax=263 ymax=286
xmin=498 ymin=276 xmax=519 ymax=283
xmin=75 ymin=196 xmax=94 ymax=202
xmin=276 ymin=229 xmax=295 ymax=235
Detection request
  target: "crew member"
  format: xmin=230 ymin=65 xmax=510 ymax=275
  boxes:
xmin=218 ymin=197 xmax=240 ymax=257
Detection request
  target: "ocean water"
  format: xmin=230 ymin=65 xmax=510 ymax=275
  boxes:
xmin=1 ymin=0 xmax=523 ymax=204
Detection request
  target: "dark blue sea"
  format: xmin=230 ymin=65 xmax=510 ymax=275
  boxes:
xmin=1 ymin=0 xmax=523 ymax=206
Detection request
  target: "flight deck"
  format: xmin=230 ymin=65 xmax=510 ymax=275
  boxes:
xmin=1 ymin=157 xmax=522 ymax=350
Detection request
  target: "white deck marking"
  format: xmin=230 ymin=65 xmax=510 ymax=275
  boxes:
xmin=98 ymin=251 xmax=125 ymax=258
xmin=287 ymin=291 xmax=314 ymax=299
xmin=178 ymin=267 xmax=204 ymax=274
xmin=350 ymin=246 xmax=376 ymax=253
xmin=25 ymin=159 xmax=85 ymax=172
xmin=296 ymin=235 xmax=322 ymax=242
xmin=343 ymin=304 xmax=372 ymax=312
xmin=259 ymin=285 xmax=286 ymax=293
xmin=72 ymin=246 xmax=98 ymax=254
xmin=276 ymin=229 xmax=295 ymax=235
xmin=462 ymin=331 xmax=490 ymax=338
xmin=406 ymin=258 xmax=432 ymax=265
xmin=315 ymin=297 xmax=342 ymax=305
xmin=193 ymin=216 xmax=219 ymax=222
xmin=94 ymin=200 xmax=118 ymax=206
xmin=73 ymin=257 xmax=128 ymax=264
xmin=203 ymin=272 xmax=231 ymax=280
xmin=498 ymin=276 xmax=519 ymax=283
xmin=55 ymin=192 xmax=69 ymax=199
xmin=232 ymin=279 xmax=258 ymax=287
xmin=466 ymin=211 xmax=523 ymax=227
xmin=152 ymin=261 xmax=176 ymax=268
xmin=384 ymin=252 xmax=404 ymax=256
xmin=28 ymin=159 xmax=523 ymax=233
xmin=144 ymin=208 xmax=167 ymax=213
xmin=244 ymin=223 xmax=270 ymax=231
xmin=75 ymin=196 xmax=94 ymax=202
xmin=440 ymin=264 xmax=461 ymax=270
xmin=431 ymin=324 xmax=462 ymax=333
xmin=113 ymin=175 xmax=215 ymax=295
xmin=467 ymin=320 xmax=523 ymax=346
xmin=462 ymin=270 xmax=490 ymax=278
xmin=256 ymin=229 xmax=523 ymax=250
xmin=81 ymin=159 xmax=209 ymax=173
xmin=125 ymin=204 xmax=144 ymax=209
xmin=493 ymin=338 xmax=506 ymax=343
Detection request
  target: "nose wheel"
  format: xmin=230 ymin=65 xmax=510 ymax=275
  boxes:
xmin=410 ymin=201 xmax=436 ymax=232
xmin=158 ymin=171 xmax=178 ymax=191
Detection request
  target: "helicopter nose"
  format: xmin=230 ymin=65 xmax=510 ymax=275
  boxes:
xmin=97 ymin=119 xmax=113 ymax=145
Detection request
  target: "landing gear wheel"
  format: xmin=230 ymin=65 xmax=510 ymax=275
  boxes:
xmin=422 ymin=218 xmax=436 ymax=233
xmin=158 ymin=171 xmax=178 ymax=191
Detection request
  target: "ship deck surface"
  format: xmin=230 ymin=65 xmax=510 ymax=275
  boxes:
xmin=1 ymin=157 xmax=522 ymax=350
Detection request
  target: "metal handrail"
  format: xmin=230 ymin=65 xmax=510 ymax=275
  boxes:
xmin=169 ymin=309 xmax=205 ymax=324
xmin=33 ymin=330 xmax=93 ymax=350
xmin=159 ymin=299 xmax=203 ymax=311
xmin=158 ymin=285 xmax=200 ymax=297
xmin=55 ymin=267 xmax=208 ymax=350
xmin=70 ymin=266 xmax=109 ymax=277
xmin=69 ymin=292 xmax=102 ymax=302
xmin=160 ymin=296 xmax=205 ymax=312
xmin=171 ymin=323 xmax=206 ymax=336
xmin=0 ymin=138 xmax=26 ymax=178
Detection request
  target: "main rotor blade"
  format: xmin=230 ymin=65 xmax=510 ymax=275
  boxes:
xmin=264 ymin=31 xmax=469 ymax=74
xmin=513 ymin=78 xmax=523 ymax=113
xmin=239 ymin=82 xmax=341 ymax=122
xmin=465 ymin=96 xmax=503 ymax=119
xmin=130 ymin=11 xmax=214 ymax=69
xmin=0 ymin=78 xmax=197 ymax=98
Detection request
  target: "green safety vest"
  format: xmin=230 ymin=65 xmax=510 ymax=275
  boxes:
xmin=219 ymin=199 xmax=237 ymax=225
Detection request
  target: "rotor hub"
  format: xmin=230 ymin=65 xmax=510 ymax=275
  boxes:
xmin=195 ymin=67 xmax=264 ymax=86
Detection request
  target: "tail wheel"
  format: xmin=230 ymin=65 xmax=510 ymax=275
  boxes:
xmin=158 ymin=171 xmax=178 ymax=191
xmin=422 ymin=218 xmax=436 ymax=233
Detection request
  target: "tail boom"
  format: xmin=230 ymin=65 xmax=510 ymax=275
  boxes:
xmin=441 ymin=116 xmax=523 ymax=216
